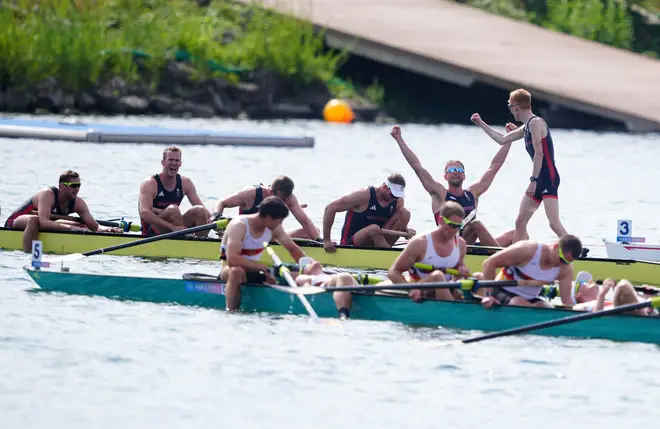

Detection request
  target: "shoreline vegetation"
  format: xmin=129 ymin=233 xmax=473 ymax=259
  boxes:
xmin=0 ymin=0 xmax=384 ymax=121
xmin=461 ymin=0 xmax=660 ymax=58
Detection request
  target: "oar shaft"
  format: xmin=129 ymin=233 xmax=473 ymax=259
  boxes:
xmin=462 ymin=297 xmax=660 ymax=344
xmin=32 ymin=211 xmax=140 ymax=231
xmin=83 ymin=219 xmax=228 ymax=257
xmin=323 ymin=278 xmax=544 ymax=293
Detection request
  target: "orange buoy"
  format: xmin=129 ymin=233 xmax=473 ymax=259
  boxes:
xmin=323 ymin=99 xmax=355 ymax=123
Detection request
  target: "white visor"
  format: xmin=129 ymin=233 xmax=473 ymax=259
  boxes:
xmin=385 ymin=179 xmax=405 ymax=198
xmin=298 ymin=256 xmax=315 ymax=273
xmin=572 ymin=271 xmax=593 ymax=305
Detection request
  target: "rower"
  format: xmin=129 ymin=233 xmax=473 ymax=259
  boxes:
xmin=322 ymin=173 xmax=415 ymax=253
xmin=390 ymin=125 xmax=512 ymax=246
xmin=571 ymin=272 xmax=655 ymax=316
xmin=210 ymin=175 xmax=321 ymax=241
xmin=219 ymin=196 xmax=306 ymax=311
xmin=3 ymin=170 xmax=123 ymax=252
xmin=386 ymin=201 xmax=470 ymax=302
xmin=295 ymin=256 xmax=359 ymax=319
xmin=479 ymin=234 xmax=583 ymax=308
xmin=138 ymin=145 xmax=211 ymax=237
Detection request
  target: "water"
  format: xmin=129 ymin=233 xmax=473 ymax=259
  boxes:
xmin=2 ymin=114 xmax=660 ymax=427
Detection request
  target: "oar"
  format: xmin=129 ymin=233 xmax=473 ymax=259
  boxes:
xmin=459 ymin=209 xmax=477 ymax=234
xmin=42 ymin=219 xmax=229 ymax=263
xmin=32 ymin=211 xmax=141 ymax=232
xmin=273 ymin=278 xmax=545 ymax=296
xmin=459 ymin=296 xmax=660 ymax=344
xmin=261 ymin=241 xmax=323 ymax=322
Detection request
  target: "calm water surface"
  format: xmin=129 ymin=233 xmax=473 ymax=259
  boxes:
xmin=1 ymin=114 xmax=660 ymax=428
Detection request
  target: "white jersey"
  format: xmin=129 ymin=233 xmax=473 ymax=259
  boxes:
xmin=409 ymin=234 xmax=460 ymax=281
xmin=304 ymin=273 xmax=332 ymax=286
xmin=220 ymin=217 xmax=272 ymax=262
xmin=501 ymin=244 xmax=561 ymax=300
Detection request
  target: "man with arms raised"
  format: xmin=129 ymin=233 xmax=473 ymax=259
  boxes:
xmin=4 ymin=170 xmax=122 ymax=252
xmin=386 ymin=202 xmax=470 ymax=302
xmin=479 ymin=234 xmax=582 ymax=308
xmin=322 ymin=173 xmax=415 ymax=253
xmin=210 ymin=175 xmax=320 ymax=240
xmin=390 ymin=125 xmax=512 ymax=246
xmin=138 ymin=146 xmax=210 ymax=236
xmin=220 ymin=196 xmax=306 ymax=311
xmin=471 ymin=89 xmax=569 ymax=245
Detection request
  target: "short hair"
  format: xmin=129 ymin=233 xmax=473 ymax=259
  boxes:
xmin=162 ymin=145 xmax=182 ymax=160
xmin=444 ymin=160 xmax=465 ymax=170
xmin=509 ymin=89 xmax=532 ymax=109
xmin=386 ymin=173 xmax=405 ymax=187
xmin=59 ymin=170 xmax=80 ymax=183
xmin=258 ymin=196 xmax=290 ymax=220
xmin=271 ymin=175 xmax=295 ymax=199
xmin=439 ymin=201 xmax=465 ymax=219
xmin=559 ymin=234 xmax=583 ymax=259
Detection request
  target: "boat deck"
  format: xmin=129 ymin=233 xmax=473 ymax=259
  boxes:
xmin=240 ymin=0 xmax=660 ymax=132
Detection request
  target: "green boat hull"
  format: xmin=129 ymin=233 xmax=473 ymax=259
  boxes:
xmin=23 ymin=267 xmax=660 ymax=345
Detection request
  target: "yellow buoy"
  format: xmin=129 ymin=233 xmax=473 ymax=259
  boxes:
xmin=323 ymin=99 xmax=355 ymax=123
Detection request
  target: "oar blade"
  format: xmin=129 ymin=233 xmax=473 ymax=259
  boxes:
xmin=268 ymin=284 xmax=326 ymax=295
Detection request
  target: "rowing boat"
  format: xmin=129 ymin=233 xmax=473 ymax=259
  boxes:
xmin=603 ymin=238 xmax=660 ymax=262
xmin=22 ymin=266 xmax=660 ymax=345
xmin=4 ymin=227 xmax=660 ymax=285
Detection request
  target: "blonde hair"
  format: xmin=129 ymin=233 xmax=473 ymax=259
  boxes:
xmin=509 ymin=89 xmax=532 ymax=110
xmin=439 ymin=201 xmax=465 ymax=219
xmin=162 ymin=145 xmax=182 ymax=160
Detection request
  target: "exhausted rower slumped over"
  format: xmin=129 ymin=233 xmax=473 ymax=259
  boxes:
xmin=322 ymin=173 xmax=415 ymax=253
xmin=390 ymin=124 xmax=512 ymax=246
xmin=384 ymin=201 xmax=470 ymax=302
xmin=477 ymin=234 xmax=583 ymax=308
xmin=219 ymin=196 xmax=306 ymax=311
xmin=4 ymin=170 xmax=123 ymax=252
xmin=210 ymin=175 xmax=321 ymax=241
xmin=138 ymin=146 xmax=211 ymax=237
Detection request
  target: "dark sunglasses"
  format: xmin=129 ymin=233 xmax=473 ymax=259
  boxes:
xmin=62 ymin=181 xmax=81 ymax=189
xmin=445 ymin=167 xmax=464 ymax=174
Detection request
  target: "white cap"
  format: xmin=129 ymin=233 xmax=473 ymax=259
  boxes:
xmin=385 ymin=179 xmax=405 ymax=198
xmin=298 ymin=256 xmax=315 ymax=273
xmin=572 ymin=271 xmax=593 ymax=304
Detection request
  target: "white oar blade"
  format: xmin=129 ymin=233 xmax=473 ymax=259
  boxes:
xmin=268 ymin=284 xmax=326 ymax=295
xmin=41 ymin=253 xmax=85 ymax=264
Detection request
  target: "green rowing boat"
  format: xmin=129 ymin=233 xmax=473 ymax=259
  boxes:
xmin=23 ymin=266 xmax=660 ymax=345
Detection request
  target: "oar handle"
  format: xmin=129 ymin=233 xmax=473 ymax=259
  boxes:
xmin=31 ymin=211 xmax=140 ymax=232
xmin=413 ymin=263 xmax=460 ymax=277
xmin=82 ymin=219 xmax=229 ymax=257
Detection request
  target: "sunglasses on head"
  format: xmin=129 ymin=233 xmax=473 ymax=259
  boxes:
xmin=445 ymin=167 xmax=464 ymax=174
xmin=62 ymin=181 xmax=81 ymax=189
xmin=442 ymin=216 xmax=462 ymax=229
xmin=558 ymin=245 xmax=571 ymax=265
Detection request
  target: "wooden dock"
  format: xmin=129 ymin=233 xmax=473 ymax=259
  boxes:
xmin=239 ymin=0 xmax=660 ymax=132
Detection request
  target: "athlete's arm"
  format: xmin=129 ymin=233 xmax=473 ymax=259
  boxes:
xmin=472 ymin=114 xmax=525 ymax=145
xmin=212 ymin=187 xmax=255 ymax=216
xmin=272 ymin=225 xmax=306 ymax=262
xmin=35 ymin=190 xmax=75 ymax=231
xmin=322 ymin=188 xmax=369 ymax=243
xmin=224 ymin=221 xmax=270 ymax=272
xmin=388 ymin=236 xmax=425 ymax=284
xmin=73 ymin=198 xmax=101 ymax=232
xmin=382 ymin=198 xmax=406 ymax=230
xmin=467 ymin=143 xmax=512 ymax=198
xmin=481 ymin=241 xmax=537 ymax=280
xmin=391 ymin=127 xmax=445 ymax=199
xmin=183 ymin=177 xmax=209 ymax=216
xmin=138 ymin=178 xmax=179 ymax=232
xmin=529 ymin=118 xmax=545 ymax=180
xmin=455 ymin=237 xmax=471 ymax=277
xmin=594 ymin=279 xmax=615 ymax=311
xmin=556 ymin=264 xmax=576 ymax=306
xmin=287 ymin=195 xmax=321 ymax=240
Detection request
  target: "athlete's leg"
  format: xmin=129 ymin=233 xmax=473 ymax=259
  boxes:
xmin=512 ymin=194 xmax=541 ymax=243
xmin=383 ymin=207 xmax=412 ymax=246
xmin=286 ymin=226 xmax=320 ymax=240
xmin=10 ymin=215 xmax=40 ymax=253
xmin=326 ymin=273 xmax=356 ymax=318
xmin=462 ymin=221 xmax=499 ymax=247
xmin=182 ymin=205 xmax=211 ymax=237
xmin=542 ymin=197 xmax=568 ymax=238
xmin=494 ymin=229 xmax=515 ymax=247
xmin=351 ymin=224 xmax=390 ymax=248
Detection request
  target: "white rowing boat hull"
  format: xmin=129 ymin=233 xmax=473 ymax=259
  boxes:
xmin=603 ymin=238 xmax=660 ymax=262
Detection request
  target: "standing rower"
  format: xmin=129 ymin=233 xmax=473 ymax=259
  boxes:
xmin=386 ymin=202 xmax=470 ymax=302
xmin=479 ymin=234 xmax=583 ymax=308
xmin=210 ymin=175 xmax=321 ymax=240
xmin=390 ymin=124 xmax=512 ymax=246
xmin=4 ymin=170 xmax=123 ymax=252
xmin=471 ymin=89 xmax=569 ymax=245
xmin=322 ymin=173 xmax=415 ymax=253
xmin=138 ymin=146 xmax=211 ymax=236
xmin=219 ymin=196 xmax=306 ymax=310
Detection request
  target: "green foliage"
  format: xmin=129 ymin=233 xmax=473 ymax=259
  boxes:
xmin=0 ymin=0 xmax=351 ymax=95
